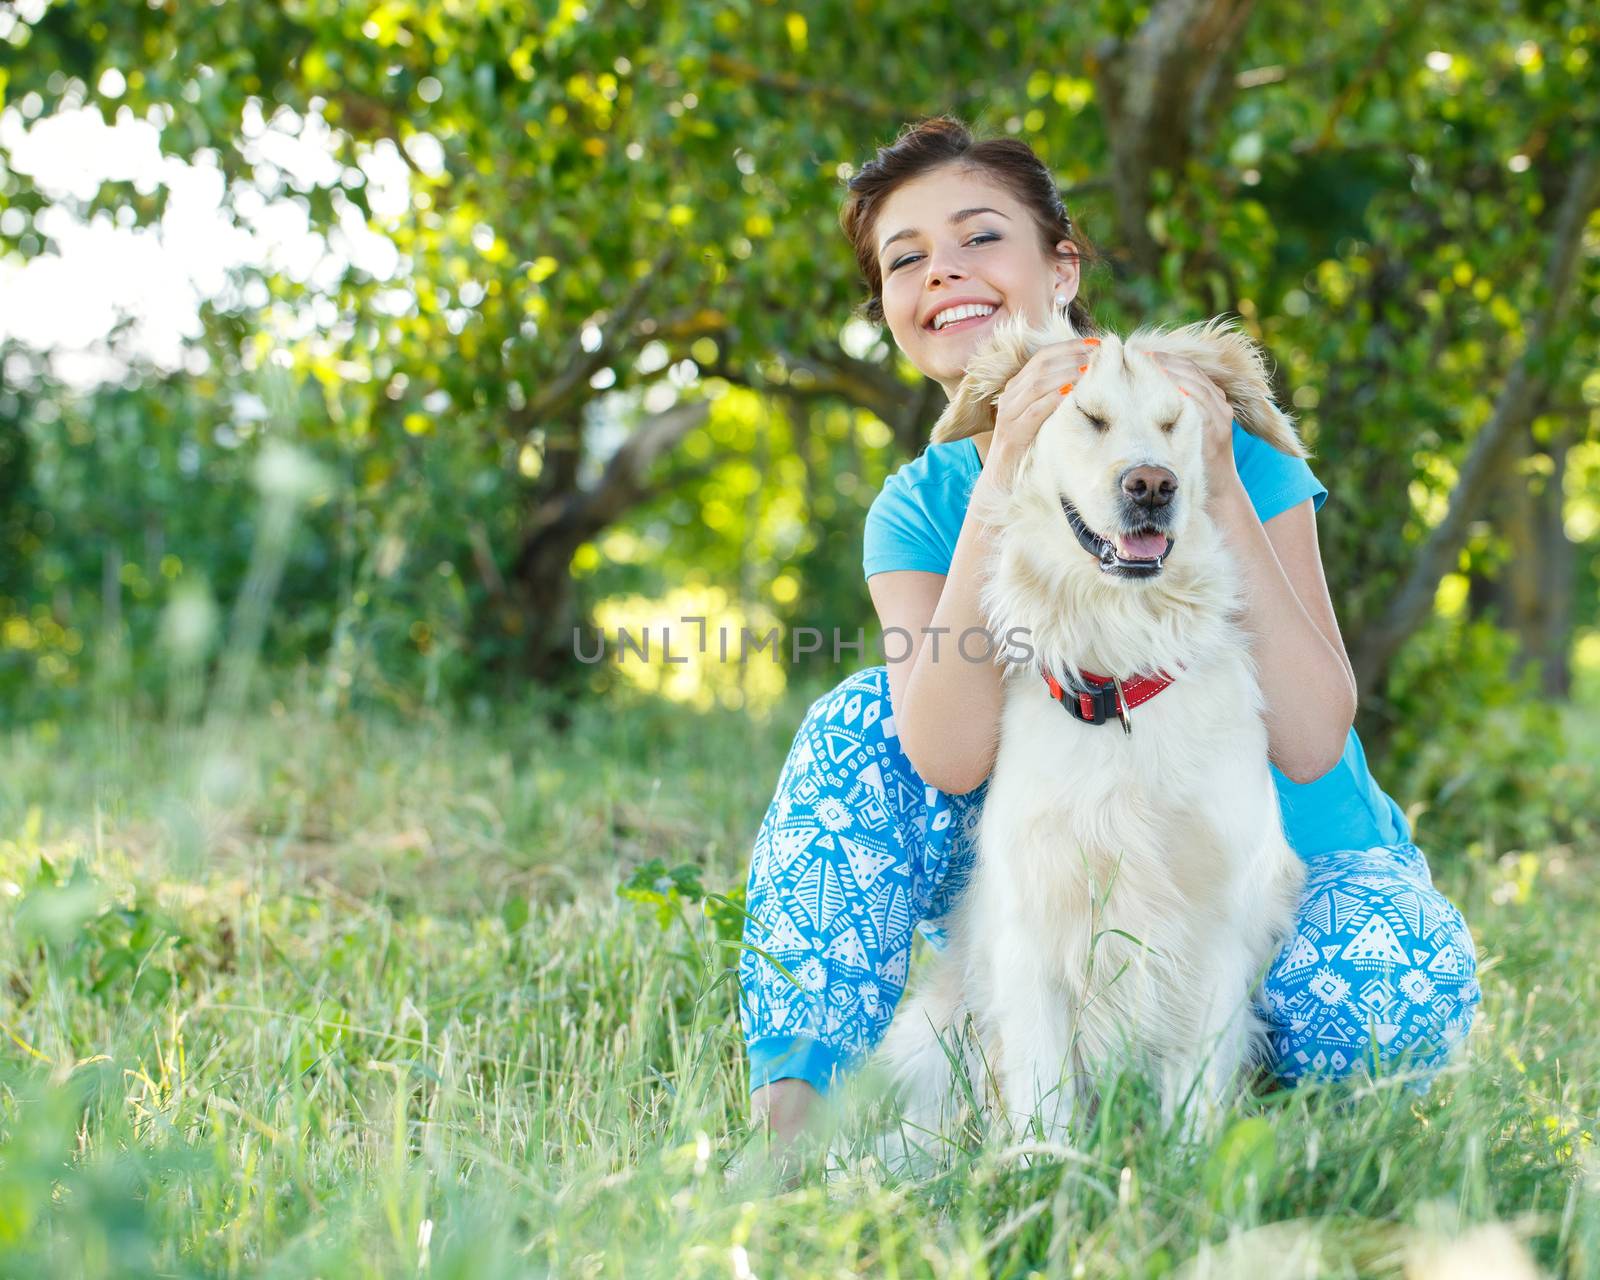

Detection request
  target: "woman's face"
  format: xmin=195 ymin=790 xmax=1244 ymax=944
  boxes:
xmin=873 ymin=164 xmax=1079 ymax=400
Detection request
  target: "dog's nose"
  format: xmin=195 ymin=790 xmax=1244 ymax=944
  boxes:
xmin=1121 ymin=465 xmax=1178 ymax=510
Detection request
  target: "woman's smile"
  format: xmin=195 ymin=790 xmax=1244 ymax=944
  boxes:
xmin=927 ymin=304 xmax=1002 ymax=335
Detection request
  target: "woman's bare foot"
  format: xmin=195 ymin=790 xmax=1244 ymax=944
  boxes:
xmin=752 ymin=1078 xmax=820 ymax=1142
xmin=749 ymin=1079 xmax=822 ymax=1184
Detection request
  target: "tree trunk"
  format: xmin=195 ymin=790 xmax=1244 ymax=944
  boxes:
xmin=499 ymin=400 xmax=712 ymax=690
xmin=1478 ymin=429 xmax=1576 ymax=694
xmin=1467 ymin=412 xmax=1534 ymax=620
xmin=510 ymin=534 xmax=589 ymax=690
xmin=1528 ymin=428 xmax=1576 ymax=698
xmin=1092 ymin=0 xmax=1256 ymax=273
xmin=1465 ymin=427 xmax=1576 ymax=698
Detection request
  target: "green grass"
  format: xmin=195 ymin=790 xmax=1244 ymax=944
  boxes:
xmin=1 ymin=681 xmax=1596 ymax=1279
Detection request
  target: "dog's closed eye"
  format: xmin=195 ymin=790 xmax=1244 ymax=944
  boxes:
xmin=1078 ymin=406 xmax=1110 ymax=433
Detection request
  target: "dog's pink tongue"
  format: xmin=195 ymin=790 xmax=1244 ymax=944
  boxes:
xmin=1114 ymin=531 xmax=1171 ymax=561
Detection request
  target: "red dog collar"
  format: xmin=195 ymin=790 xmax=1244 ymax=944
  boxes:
xmin=1041 ymin=665 xmax=1183 ymax=734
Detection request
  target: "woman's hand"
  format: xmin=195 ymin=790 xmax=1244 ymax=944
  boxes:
xmin=1148 ymin=353 xmax=1241 ymax=503
xmin=983 ymin=336 xmax=1104 ymax=489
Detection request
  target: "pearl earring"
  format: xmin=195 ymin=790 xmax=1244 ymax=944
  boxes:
xmin=1054 ymin=289 xmax=1079 ymax=337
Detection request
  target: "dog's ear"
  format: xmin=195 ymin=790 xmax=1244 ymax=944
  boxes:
xmin=1131 ymin=317 xmax=1306 ymax=459
xmin=930 ymin=312 xmax=1070 ymax=444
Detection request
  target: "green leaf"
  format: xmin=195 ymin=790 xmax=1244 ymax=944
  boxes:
xmin=1203 ymin=1115 xmax=1278 ymax=1216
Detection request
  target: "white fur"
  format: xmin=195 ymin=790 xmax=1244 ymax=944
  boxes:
xmin=875 ymin=311 xmax=1307 ymax=1151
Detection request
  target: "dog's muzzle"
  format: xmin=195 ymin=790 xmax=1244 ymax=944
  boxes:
xmin=1059 ymin=497 xmax=1174 ymax=578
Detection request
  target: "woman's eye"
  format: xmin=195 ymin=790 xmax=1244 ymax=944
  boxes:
xmin=888 ymin=233 xmax=1000 ymax=273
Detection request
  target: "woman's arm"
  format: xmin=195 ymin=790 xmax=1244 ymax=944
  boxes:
xmin=1150 ymin=348 xmax=1359 ymax=785
xmin=867 ymin=461 xmax=1016 ymax=796
xmin=1214 ymin=482 xmax=1359 ymax=782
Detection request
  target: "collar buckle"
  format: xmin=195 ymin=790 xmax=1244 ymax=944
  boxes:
xmin=1046 ymin=668 xmax=1147 ymax=735
xmin=1064 ymin=674 xmax=1117 ymax=727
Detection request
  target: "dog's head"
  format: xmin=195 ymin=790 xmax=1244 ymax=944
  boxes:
xmin=945 ymin=312 xmax=1305 ymax=669
xmin=945 ymin=311 xmax=1302 ymax=582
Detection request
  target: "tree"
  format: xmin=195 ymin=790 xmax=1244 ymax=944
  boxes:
xmin=2 ymin=0 xmax=1595 ymax=712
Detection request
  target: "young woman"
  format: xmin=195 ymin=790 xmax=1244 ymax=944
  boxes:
xmin=738 ymin=116 xmax=1480 ymax=1144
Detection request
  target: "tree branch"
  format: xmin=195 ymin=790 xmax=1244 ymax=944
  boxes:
xmin=521 ymin=244 xmax=678 ymax=425
xmin=1299 ymin=1 xmax=1423 ymax=155
xmin=710 ymin=339 xmax=948 ymax=459
xmin=1352 ymin=143 xmax=1600 ymax=701
xmin=707 ymin=53 xmax=905 ymax=120
xmin=782 ymin=345 xmax=915 ymax=419
xmin=515 ymin=399 xmax=712 ymax=579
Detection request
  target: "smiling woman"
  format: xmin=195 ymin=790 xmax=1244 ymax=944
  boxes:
xmin=847 ymin=147 xmax=1100 ymax=398
xmin=737 ymin=116 xmax=1480 ymax=1153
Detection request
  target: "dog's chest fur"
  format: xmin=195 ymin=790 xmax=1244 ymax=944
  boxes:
xmin=986 ymin=652 xmax=1280 ymax=885
xmin=960 ymin=650 xmax=1293 ymax=1055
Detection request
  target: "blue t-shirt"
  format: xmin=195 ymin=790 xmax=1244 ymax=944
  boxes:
xmin=862 ymin=422 xmax=1412 ymax=861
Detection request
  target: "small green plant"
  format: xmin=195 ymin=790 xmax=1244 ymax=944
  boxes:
xmin=13 ymin=857 xmax=187 ymax=1005
xmin=615 ymin=854 xmax=774 ymax=1073
xmin=617 ymin=859 xmax=741 ymax=939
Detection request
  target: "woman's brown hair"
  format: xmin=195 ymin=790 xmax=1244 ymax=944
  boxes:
xmin=839 ymin=115 xmax=1100 ymax=337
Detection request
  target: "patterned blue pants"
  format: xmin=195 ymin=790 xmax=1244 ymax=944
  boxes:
xmin=739 ymin=667 xmax=1481 ymax=1096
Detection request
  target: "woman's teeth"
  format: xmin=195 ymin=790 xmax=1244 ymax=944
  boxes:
xmin=932 ymin=304 xmax=997 ymax=331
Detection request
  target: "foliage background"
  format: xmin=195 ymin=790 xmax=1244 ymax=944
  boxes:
xmin=0 ymin=9 xmax=1597 ymax=920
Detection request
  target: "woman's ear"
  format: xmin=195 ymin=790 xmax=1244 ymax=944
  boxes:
xmin=1053 ymin=248 xmax=1080 ymax=302
xmin=1132 ymin=317 xmax=1306 ymax=458
xmin=931 ymin=312 xmax=1052 ymax=443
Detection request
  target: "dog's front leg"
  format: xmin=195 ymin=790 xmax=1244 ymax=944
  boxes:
xmin=1158 ymin=1049 xmax=1227 ymax=1146
xmin=1157 ymin=973 xmax=1257 ymax=1143
xmin=989 ymin=935 xmax=1080 ymax=1145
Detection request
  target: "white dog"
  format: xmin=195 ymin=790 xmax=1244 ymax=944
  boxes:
xmin=875 ymin=312 xmax=1308 ymax=1149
